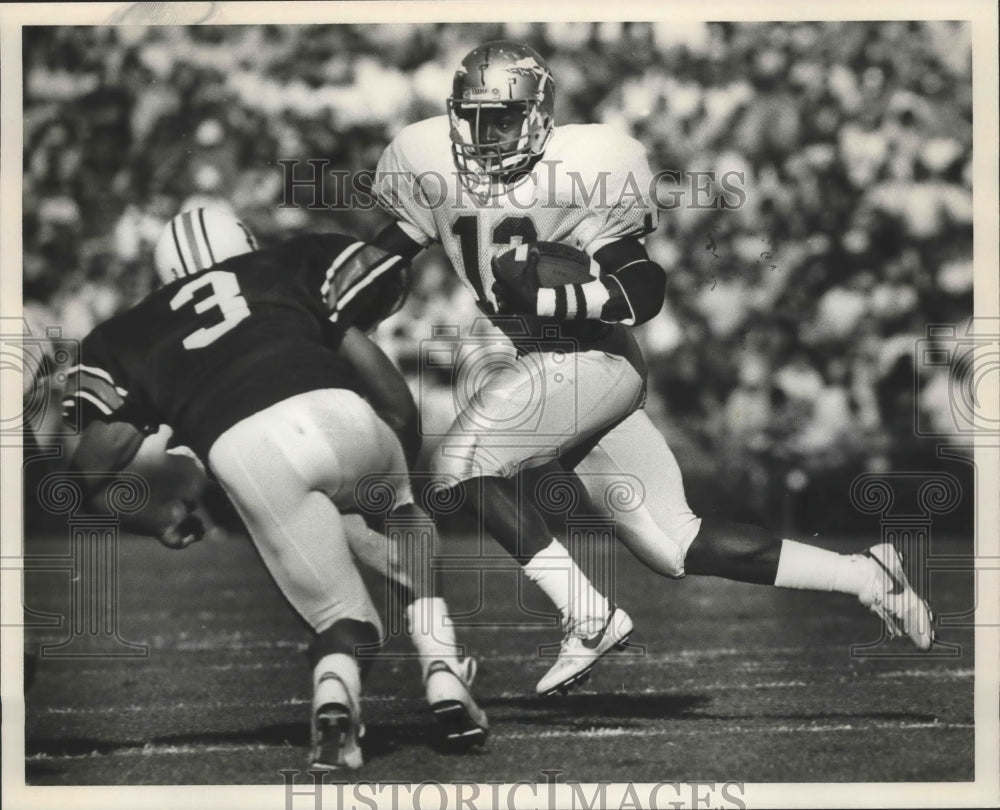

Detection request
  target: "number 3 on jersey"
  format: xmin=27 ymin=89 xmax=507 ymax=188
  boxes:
xmin=170 ymin=270 xmax=251 ymax=349
xmin=451 ymin=215 xmax=537 ymax=313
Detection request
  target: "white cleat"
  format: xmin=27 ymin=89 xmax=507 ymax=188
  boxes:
xmin=536 ymin=606 xmax=633 ymax=696
xmin=310 ymin=673 xmax=364 ymax=771
xmin=426 ymin=657 xmax=489 ymax=747
xmin=859 ymin=543 xmax=934 ymax=650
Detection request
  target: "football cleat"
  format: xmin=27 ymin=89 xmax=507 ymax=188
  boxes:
xmin=426 ymin=658 xmax=489 ymax=747
xmin=536 ymin=606 xmax=633 ymax=696
xmin=310 ymin=673 xmax=364 ymax=771
xmin=859 ymin=543 xmax=934 ymax=650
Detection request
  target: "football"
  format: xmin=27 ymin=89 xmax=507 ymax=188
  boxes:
xmin=493 ymin=241 xmax=596 ymax=288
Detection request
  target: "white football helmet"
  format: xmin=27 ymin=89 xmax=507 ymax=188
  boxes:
xmin=153 ymin=207 xmax=258 ymax=284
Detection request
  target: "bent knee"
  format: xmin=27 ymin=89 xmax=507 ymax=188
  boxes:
xmin=431 ymin=435 xmax=506 ymax=482
xmin=431 ymin=434 xmax=559 ymax=484
xmin=310 ymin=596 xmax=384 ymax=640
xmin=618 ymin=515 xmax=701 ymax=578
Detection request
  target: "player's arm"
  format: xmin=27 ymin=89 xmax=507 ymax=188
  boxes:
xmin=371 ymin=220 xmax=427 ymax=262
xmin=589 ymin=236 xmax=666 ymax=326
xmin=528 ymin=237 xmax=664 ymax=326
xmin=323 ymin=223 xmax=426 ymax=331
xmin=65 ymin=417 xmax=204 ymax=549
xmin=337 ymin=325 xmax=420 ymax=468
xmin=492 ymin=236 xmax=666 ymax=327
xmin=324 ymin=132 xmax=436 ymax=329
xmin=502 ymin=129 xmax=665 ymax=326
xmin=69 ymin=418 xmax=146 ymax=475
xmin=62 ymin=344 xmax=203 ymax=549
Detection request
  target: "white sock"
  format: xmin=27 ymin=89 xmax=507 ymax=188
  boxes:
xmin=523 ymin=538 xmax=609 ymax=632
xmin=406 ymin=597 xmax=461 ymax=678
xmin=774 ymin=539 xmax=873 ymax=597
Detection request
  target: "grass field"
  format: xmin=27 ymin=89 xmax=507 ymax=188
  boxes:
xmin=20 ymin=528 xmax=975 ymax=786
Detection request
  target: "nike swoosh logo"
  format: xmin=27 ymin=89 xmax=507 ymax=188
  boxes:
xmin=868 ymin=553 xmax=906 ymax=595
xmin=580 ymin=610 xmax=616 ymax=649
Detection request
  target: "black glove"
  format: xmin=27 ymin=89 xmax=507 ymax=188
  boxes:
xmin=491 ymin=246 xmax=541 ymax=315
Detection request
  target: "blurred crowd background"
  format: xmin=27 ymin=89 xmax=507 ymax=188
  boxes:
xmin=22 ymin=21 xmax=975 ymax=530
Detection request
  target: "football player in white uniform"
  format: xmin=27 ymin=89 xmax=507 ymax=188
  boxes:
xmin=342 ymin=41 xmax=935 ymax=696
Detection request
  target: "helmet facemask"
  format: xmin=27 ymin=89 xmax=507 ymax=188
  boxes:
xmin=448 ymin=98 xmax=552 ymax=187
xmin=446 ymin=40 xmax=555 ymax=194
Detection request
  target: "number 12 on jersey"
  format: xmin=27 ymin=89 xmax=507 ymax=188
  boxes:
xmin=451 ymin=215 xmax=538 ymax=312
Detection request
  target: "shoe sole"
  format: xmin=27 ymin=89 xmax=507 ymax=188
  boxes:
xmin=431 ymin=700 xmax=489 ymax=747
xmin=540 ymin=633 xmax=632 ymax=697
xmin=310 ymin=703 xmax=361 ymax=771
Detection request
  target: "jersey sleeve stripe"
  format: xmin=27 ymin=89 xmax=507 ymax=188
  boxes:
xmin=66 ymin=389 xmax=115 ymax=416
xmin=77 ymin=379 xmax=126 ymax=411
xmin=67 ymin=364 xmax=128 ymax=396
xmin=604 ymin=274 xmax=637 ymax=325
xmin=320 ymin=241 xmax=366 ymax=300
xmin=613 ymin=259 xmax=648 ymax=273
xmin=328 ymin=254 xmax=406 ymax=322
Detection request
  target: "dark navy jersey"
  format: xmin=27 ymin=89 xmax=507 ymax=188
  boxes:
xmin=62 ymin=233 xmax=370 ymax=460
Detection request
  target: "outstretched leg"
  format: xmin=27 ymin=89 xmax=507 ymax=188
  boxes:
xmin=683 ymin=519 xmax=781 ymax=583
xmin=575 ymin=409 xmax=934 ymax=650
xmin=687 ymin=518 xmax=933 ymax=648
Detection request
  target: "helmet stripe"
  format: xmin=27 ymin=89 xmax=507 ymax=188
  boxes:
xmin=169 ymin=219 xmax=189 ymax=278
xmin=236 ymin=221 xmax=257 ymax=251
xmin=181 ymin=210 xmax=205 ymax=271
xmin=197 ymin=208 xmax=216 ymax=266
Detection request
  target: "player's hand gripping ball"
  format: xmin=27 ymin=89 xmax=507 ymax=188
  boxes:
xmin=156 ymin=500 xmax=205 ymax=550
xmin=491 ymin=241 xmax=594 ymax=315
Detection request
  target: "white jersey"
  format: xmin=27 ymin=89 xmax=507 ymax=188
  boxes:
xmin=375 ymin=115 xmax=657 ymax=314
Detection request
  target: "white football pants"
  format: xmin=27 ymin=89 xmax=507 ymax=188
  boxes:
xmin=431 ymin=347 xmax=702 ymax=577
xmin=208 ymin=388 xmax=413 ymax=634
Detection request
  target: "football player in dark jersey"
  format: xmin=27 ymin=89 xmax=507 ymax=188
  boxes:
xmin=62 ymin=207 xmax=487 ymax=771
xmin=340 ymin=40 xmax=936 ymax=696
